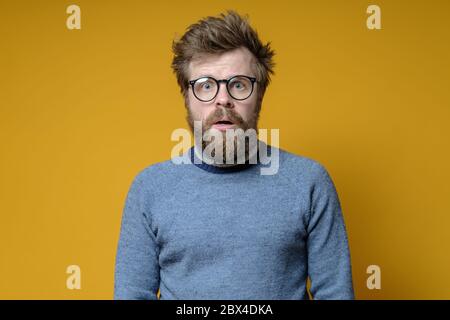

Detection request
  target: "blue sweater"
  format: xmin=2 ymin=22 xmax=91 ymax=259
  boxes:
xmin=114 ymin=143 xmax=354 ymax=299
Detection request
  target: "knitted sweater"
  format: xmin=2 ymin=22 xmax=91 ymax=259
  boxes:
xmin=114 ymin=142 xmax=354 ymax=299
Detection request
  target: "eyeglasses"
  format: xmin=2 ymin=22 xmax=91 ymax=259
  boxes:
xmin=188 ymin=75 xmax=257 ymax=102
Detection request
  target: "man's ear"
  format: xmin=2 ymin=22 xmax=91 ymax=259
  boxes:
xmin=183 ymin=90 xmax=190 ymax=109
xmin=256 ymin=90 xmax=265 ymax=112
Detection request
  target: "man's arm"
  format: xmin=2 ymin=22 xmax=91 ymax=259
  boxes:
xmin=114 ymin=174 xmax=160 ymax=300
xmin=306 ymin=163 xmax=354 ymax=299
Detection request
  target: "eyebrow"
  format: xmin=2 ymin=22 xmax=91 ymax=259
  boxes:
xmin=192 ymin=74 xmax=255 ymax=80
xmin=196 ymin=74 xmax=215 ymax=79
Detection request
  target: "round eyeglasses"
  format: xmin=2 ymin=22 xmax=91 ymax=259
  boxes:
xmin=188 ymin=75 xmax=257 ymax=102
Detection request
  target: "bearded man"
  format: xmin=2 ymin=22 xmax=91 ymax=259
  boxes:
xmin=114 ymin=11 xmax=354 ymax=300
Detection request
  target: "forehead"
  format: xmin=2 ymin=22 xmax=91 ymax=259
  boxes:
xmin=188 ymin=47 xmax=256 ymax=80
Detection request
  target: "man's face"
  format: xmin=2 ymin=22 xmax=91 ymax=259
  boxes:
xmin=186 ymin=47 xmax=262 ymax=162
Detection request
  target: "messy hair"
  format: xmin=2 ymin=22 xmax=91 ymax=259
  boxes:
xmin=171 ymin=10 xmax=275 ymax=101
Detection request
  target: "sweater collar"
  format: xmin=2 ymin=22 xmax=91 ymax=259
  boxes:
xmin=189 ymin=143 xmax=262 ymax=174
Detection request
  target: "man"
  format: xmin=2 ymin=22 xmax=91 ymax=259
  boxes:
xmin=114 ymin=11 xmax=354 ymax=300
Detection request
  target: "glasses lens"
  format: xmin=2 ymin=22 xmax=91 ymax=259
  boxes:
xmin=193 ymin=77 xmax=217 ymax=101
xmin=228 ymin=76 xmax=253 ymax=100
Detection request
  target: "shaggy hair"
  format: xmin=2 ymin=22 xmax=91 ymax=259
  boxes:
xmin=171 ymin=10 xmax=275 ymax=103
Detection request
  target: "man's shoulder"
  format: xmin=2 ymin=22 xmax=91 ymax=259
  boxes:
xmin=272 ymin=149 xmax=333 ymax=194
xmin=129 ymin=153 xmax=189 ymax=187
xmin=277 ymin=147 xmax=328 ymax=175
xmin=129 ymin=146 xmax=332 ymax=186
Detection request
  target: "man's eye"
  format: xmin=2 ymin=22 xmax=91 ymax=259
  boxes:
xmin=201 ymin=83 xmax=212 ymax=90
xmin=232 ymin=81 xmax=245 ymax=90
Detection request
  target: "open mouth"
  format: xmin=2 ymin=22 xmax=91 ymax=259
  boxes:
xmin=214 ymin=120 xmax=234 ymax=125
xmin=212 ymin=119 xmax=235 ymax=131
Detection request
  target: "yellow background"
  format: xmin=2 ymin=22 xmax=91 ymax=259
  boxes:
xmin=1 ymin=0 xmax=449 ymax=299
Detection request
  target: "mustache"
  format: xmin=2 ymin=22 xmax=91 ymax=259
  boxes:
xmin=204 ymin=108 xmax=246 ymax=129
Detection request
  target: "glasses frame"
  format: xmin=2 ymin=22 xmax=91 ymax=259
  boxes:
xmin=188 ymin=75 xmax=257 ymax=102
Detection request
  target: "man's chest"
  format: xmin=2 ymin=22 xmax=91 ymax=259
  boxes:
xmin=150 ymin=182 xmax=309 ymax=267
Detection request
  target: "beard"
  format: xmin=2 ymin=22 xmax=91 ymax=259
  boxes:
xmin=186 ymin=106 xmax=260 ymax=166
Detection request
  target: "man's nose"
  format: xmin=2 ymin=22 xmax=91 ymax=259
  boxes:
xmin=215 ymin=83 xmax=233 ymax=108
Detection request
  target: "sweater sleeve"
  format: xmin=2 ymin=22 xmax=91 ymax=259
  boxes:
xmin=114 ymin=174 xmax=160 ymax=300
xmin=306 ymin=163 xmax=355 ymax=299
